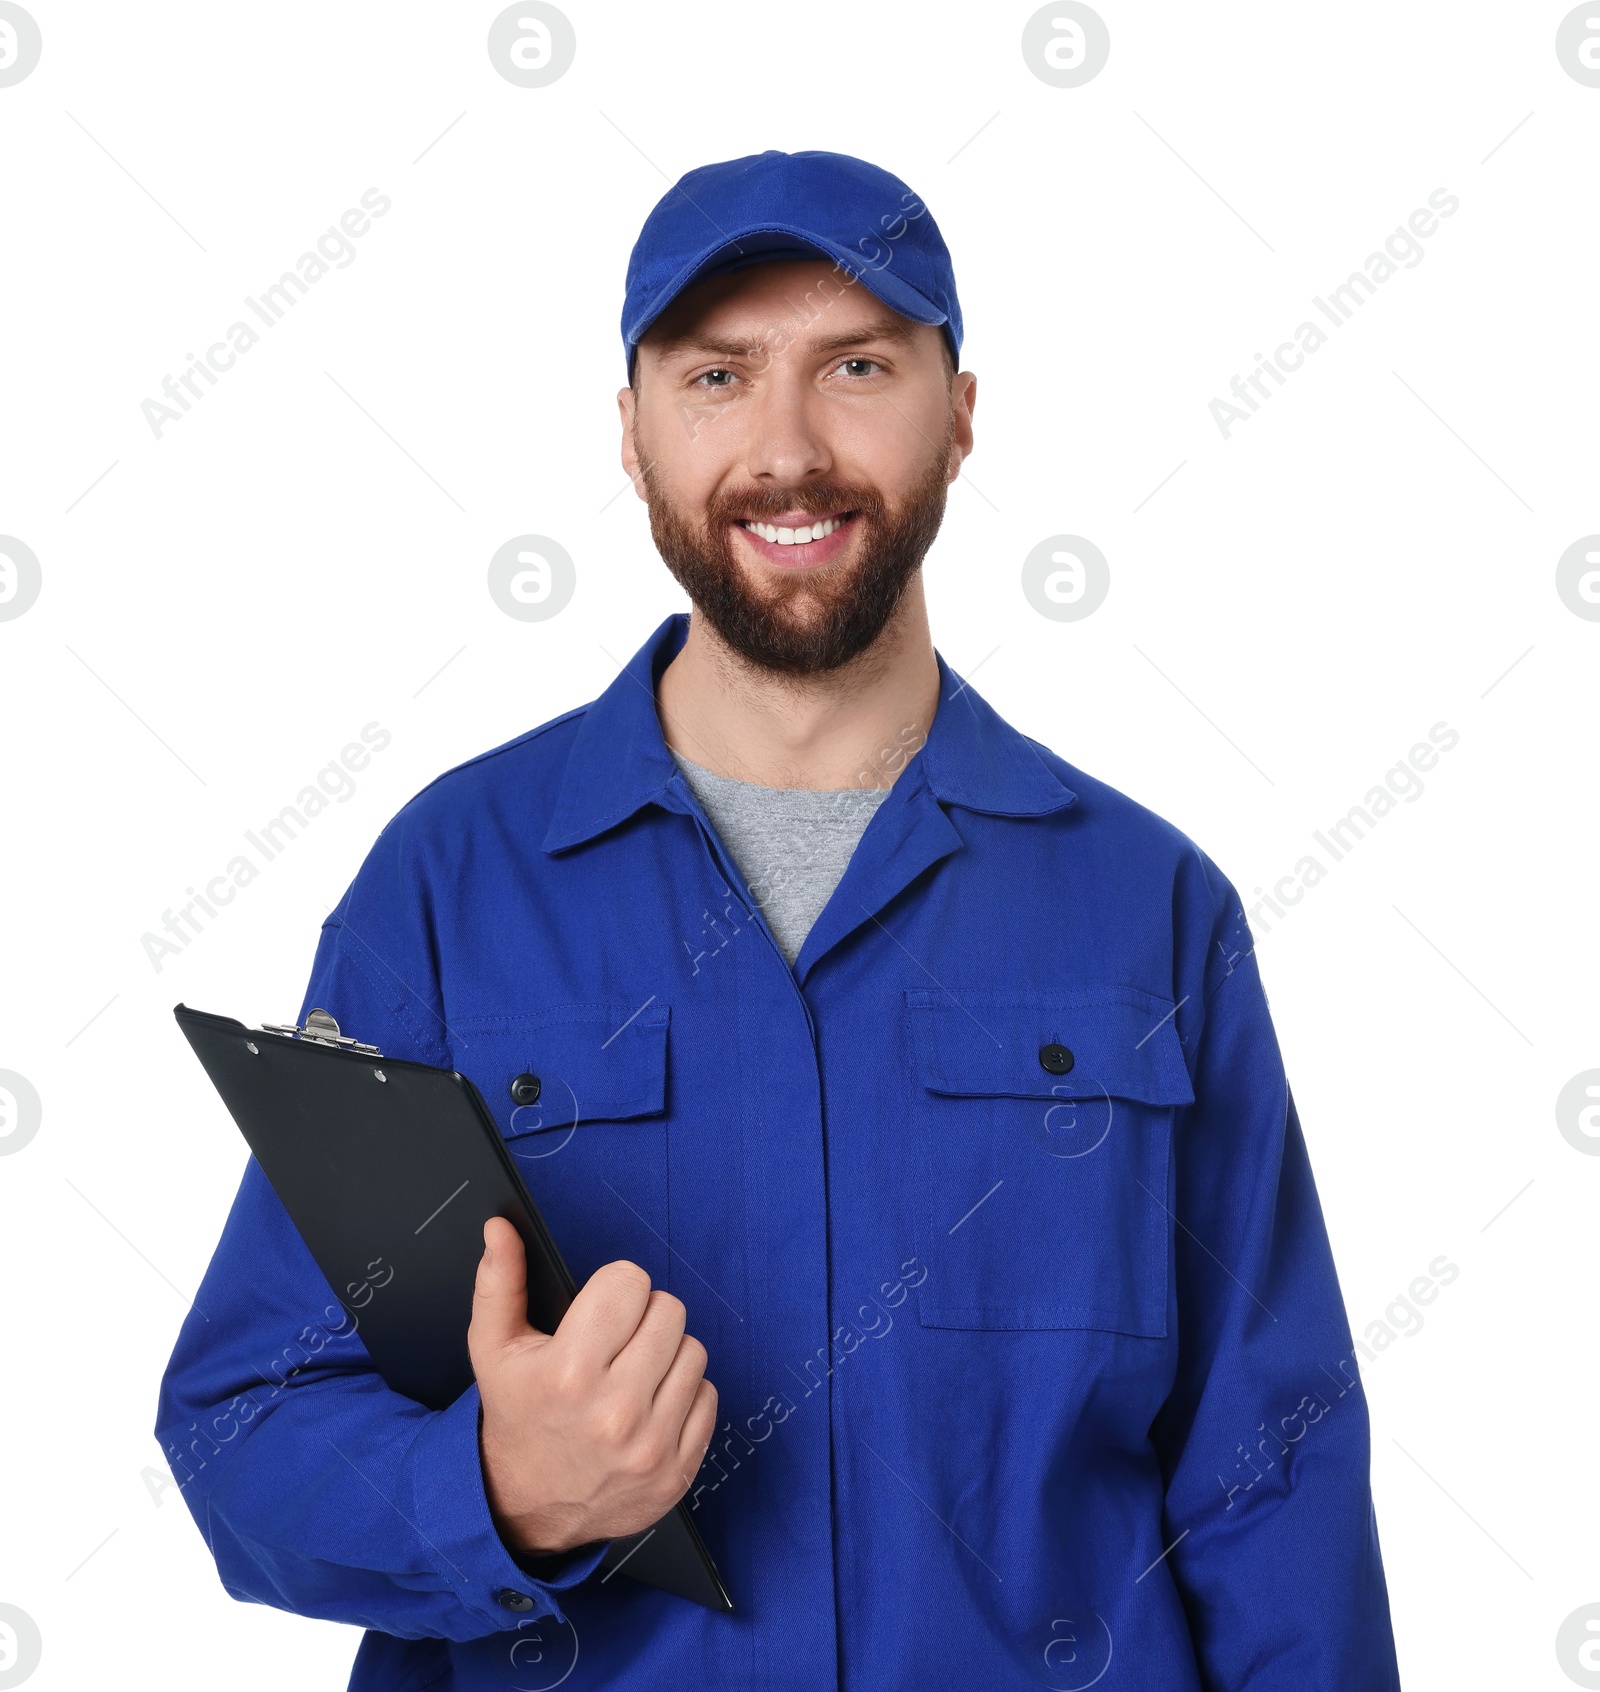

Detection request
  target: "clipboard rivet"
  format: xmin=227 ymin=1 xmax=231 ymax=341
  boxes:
xmin=245 ymin=1041 xmax=259 ymax=1055
xmin=373 ymin=1068 xmax=387 ymax=1082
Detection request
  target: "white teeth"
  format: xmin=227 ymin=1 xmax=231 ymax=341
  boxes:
xmin=740 ymin=516 xmax=843 ymax=545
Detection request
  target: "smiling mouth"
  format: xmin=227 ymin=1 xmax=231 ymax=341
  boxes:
xmin=735 ymin=511 xmax=857 ymax=547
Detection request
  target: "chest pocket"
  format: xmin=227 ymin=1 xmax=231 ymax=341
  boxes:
xmin=905 ymin=987 xmax=1193 ymax=1336
xmin=451 ymin=1003 xmax=671 ymax=1285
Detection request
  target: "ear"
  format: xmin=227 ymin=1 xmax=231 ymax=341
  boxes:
xmin=617 ymin=385 xmax=649 ymax=503
xmin=947 ymin=370 xmax=977 ymax=480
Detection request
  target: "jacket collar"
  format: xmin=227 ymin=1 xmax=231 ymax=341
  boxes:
xmin=542 ymin=613 xmax=1076 ymax=854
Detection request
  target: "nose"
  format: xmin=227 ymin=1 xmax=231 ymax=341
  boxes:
xmin=741 ymin=366 xmax=832 ymax=488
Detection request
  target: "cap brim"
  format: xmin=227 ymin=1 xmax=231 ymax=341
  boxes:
xmin=625 ymin=224 xmax=948 ymax=359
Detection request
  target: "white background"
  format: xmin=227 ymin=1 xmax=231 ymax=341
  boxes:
xmin=1 ymin=2 xmax=1596 ymax=1687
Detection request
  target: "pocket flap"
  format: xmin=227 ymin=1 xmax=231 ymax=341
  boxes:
xmin=906 ymin=987 xmax=1194 ymax=1108
xmin=453 ymin=1002 xmax=669 ymax=1134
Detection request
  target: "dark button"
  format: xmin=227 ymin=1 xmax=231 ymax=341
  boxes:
xmin=495 ymin=1588 xmax=536 ymax=1613
xmin=1039 ymin=1043 xmax=1075 ymax=1076
xmin=509 ymin=1072 xmax=542 ymax=1106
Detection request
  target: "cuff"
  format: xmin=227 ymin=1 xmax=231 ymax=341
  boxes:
xmin=405 ymin=1384 xmax=612 ymax=1629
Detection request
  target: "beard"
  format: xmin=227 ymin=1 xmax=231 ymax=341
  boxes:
xmin=638 ymin=417 xmax=954 ymax=677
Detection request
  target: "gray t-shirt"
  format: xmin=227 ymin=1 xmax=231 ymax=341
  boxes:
xmin=671 ymin=751 xmax=889 ymax=965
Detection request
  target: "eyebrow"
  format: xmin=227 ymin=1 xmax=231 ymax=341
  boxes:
xmin=649 ymin=315 xmax=920 ymax=363
xmin=808 ymin=317 xmax=920 ymax=355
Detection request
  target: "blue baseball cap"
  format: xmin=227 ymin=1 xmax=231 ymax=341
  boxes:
xmin=621 ymin=149 xmax=962 ymax=378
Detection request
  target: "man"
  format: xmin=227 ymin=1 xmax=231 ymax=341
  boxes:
xmin=158 ymin=149 xmax=1403 ymax=1689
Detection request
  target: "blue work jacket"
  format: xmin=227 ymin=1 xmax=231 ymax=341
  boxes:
xmin=157 ymin=612 xmax=1401 ymax=1690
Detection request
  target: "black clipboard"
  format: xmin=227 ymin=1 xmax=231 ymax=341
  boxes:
xmin=173 ymin=1001 xmax=733 ymax=1615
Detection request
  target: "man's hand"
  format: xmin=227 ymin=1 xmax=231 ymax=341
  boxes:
xmin=469 ymin=1216 xmax=719 ymax=1555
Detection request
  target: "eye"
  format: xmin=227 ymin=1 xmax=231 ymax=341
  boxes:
xmin=692 ymin=367 xmax=738 ymax=389
xmin=835 ymin=357 xmax=883 ymax=379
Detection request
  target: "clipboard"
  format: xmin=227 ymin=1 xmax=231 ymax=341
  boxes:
xmin=173 ymin=1001 xmax=733 ymax=1615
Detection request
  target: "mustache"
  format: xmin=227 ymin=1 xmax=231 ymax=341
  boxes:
xmin=705 ymin=483 xmax=885 ymax=526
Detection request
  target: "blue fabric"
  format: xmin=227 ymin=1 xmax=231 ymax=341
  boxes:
xmin=156 ymin=614 xmax=1401 ymax=1690
xmin=620 ymin=149 xmax=963 ymax=376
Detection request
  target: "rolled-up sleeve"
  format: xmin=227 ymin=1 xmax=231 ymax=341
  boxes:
xmin=1151 ymin=875 xmax=1402 ymax=1688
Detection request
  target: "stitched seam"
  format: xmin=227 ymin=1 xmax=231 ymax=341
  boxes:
xmin=452 ymin=1006 xmax=671 ymax=1033
xmin=340 ymin=932 xmax=449 ymax=1066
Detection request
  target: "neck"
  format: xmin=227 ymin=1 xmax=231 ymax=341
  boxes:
xmin=655 ymin=579 xmax=941 ymax=790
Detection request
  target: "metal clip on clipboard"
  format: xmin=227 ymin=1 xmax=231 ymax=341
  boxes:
xmin=258 ymin=1006 xmax=383 ymax=1057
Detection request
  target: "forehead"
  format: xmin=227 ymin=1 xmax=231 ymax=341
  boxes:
xmin=637 ymin=257 xmax=930 ymax=361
